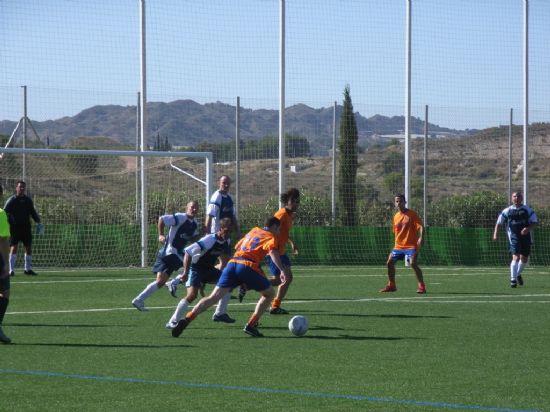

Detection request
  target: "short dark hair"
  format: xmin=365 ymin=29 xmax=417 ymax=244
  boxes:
xmin=0 ymin=184 xmax=3 ymax=195
xmin=219 ymin=217 xmax=233 ymax=229
xmin=281 ymin=188 xmax=300 ymax=204
xmin=395 ymin=194 xmax=406 ymax=202
xmin=16 ymin=180 xmax=26 ymax=187
xmin=264 ymin=216 xmax=281 ymax=228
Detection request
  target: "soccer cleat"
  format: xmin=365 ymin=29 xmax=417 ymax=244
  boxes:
xmin=212 ymin=313 xmax=236 ymax=323
xmin=131 ymin=298 xmax=147 ymax=311
xmin=238 ymin=286 xmax=247 ymax=303
xmin=171 ymin=318 xmax=189 ymax=337
xmin=379 ymin=285 xmax=397 ymax=293
xmin=243 ymin=323 xmax=263 ymax=337
xmin=165 ymin=320 xmax=178 ymax=329
xmin=510 ymin=280 xmax=517 ymax=288
xmin=416 ymin=286 xmax=427 ymax=294
xmin=9 ymin=272 xmax=14 ymax=277
xmin=166 ymin=280 xmax=178 ymax=298
xmin=24 ymin=269 xmax=37 ymax=276
xmin=517 ymin=275 xmax=524 ymax=286
xmin=0 ymin=327 xmax=11 ymax=344
xmin=270 ymin=307 xmax=289 ymax=315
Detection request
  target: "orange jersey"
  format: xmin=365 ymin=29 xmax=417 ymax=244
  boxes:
xmin=274 ymin=207 xmax=293 ymax=255
xmin=230 ymin=227 xmax=278 ymax=274
xmin=393 ymin=209 xmax=423 ymax=249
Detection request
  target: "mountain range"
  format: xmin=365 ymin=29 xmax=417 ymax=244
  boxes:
xmin=0 ymin=100 xmax=465 ymax=153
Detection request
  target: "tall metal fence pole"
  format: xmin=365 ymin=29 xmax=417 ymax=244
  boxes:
xmin=523 ymin=0 xmax=529 ymax=204
xmin=423 ymin=105 xmax=428 ymax=226
xmin=404 ymin=0 xmax=412 ymax=203
xmin=278 ymin=0 xmax=286 ymax=204
xmin=331 ymin=101 xmax=337 ymax=226
xmin=508 ymin=108 xmax=513 ymax=200
xmin=235 ymin=96 xmax=240 ymax=221
xmin=140 ymin=0 xmax=148 ymax=267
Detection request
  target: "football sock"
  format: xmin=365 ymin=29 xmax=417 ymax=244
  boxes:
xmin=517 ymin=261 xmax=526 ymax=276
xmin=170 ymin=299 xmax=190 ymax=323
xmin=135 ymin=281 xmax=159 ymax=301
xmin=247 ymin=314 xmax=259 ymax=327
xmin=185 ymin=311 xmax=197 ymax=322
xmin=271 ymin=298 xmax=281 ymax=309
xmin=0 ymin=297 xmax=9 ymax=324
xmin=9 ymin=254 xmax=16 ymax=273
xmin=510 ymin=260 xmax=519 ymax=281
xmin=24 ymin=254 xmax=32 ymax=271
xmin=214 ymin=293 xmax=231 ymax=316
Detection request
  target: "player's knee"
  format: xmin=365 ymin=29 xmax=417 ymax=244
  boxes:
xmin=262 ymin=287 xmax=276 ymax=299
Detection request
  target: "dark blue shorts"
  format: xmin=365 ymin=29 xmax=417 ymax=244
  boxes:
xmin=390 ymin=249 xmax=416 ymax=261
xmin=265 ymin=254 xmax=291 ymax=276
xmin=509 ymin=236 xmax=531 ymax=257
xmin=217 ymin=262 xmax=271 ymax=292
xmin=151 ymin=253 xmax=183 ymax=276
xmin=186 ymin=265 xmax=221 ymax=288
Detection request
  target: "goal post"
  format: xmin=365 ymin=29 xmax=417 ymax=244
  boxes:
xmin=0 ymin=147 xmax=212 ymax=268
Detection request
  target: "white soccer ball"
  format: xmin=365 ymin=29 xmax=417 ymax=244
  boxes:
xmin=288 ymin=315 xmax=309 ymax=337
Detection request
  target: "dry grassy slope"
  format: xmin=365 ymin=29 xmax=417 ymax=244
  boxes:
xmin=222 ymin=125 xmax=550 ymax=205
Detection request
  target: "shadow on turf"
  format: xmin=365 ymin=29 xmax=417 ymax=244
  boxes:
xmin=313 ymin=312 xmax=453 ymax=319
xmin=5 ymin=322 xmax=133 ymax=328
xmin=10 ymin=342 xmax=192 ymax=348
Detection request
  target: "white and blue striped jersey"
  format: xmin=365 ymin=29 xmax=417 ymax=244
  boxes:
xmin=184 ymin=233 xmax=231 ymax=267
xmin=496 ymin=204 xmax=538 ymax=241
xmin=206 ymin=190 xmax=235 ymax=233
xmin=160 ymin=213 xmax=199 ymax=259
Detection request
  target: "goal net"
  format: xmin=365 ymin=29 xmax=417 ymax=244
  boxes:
xmin=0 ymin=148 xmax=212 ymax=268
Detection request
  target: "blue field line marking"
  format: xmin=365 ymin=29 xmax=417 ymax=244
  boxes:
xmin=0 ymin=369 xmax=540 ymax=412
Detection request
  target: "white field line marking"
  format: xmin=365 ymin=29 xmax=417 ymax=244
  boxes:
xmin=8 ymin=294 xmax=550 ymax=315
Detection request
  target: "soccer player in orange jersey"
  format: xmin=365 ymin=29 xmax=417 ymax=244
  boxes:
xmin=266 ymin=188 xmax=300 ymax=314
xmin=171 ymin=216 xmax=288 ymax=338
xmin=380 ymin=194 xmax=426 ymax=294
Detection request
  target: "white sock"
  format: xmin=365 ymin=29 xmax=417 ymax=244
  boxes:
xmin=134 ymin=281 xmax=159 ymax=301
xmin=171 ymin=277 xmax=182 ymax=286
xmin=214 ymin=293 xmax=231 ymax=316
xmin=170 ymin=299 xmax=190 ymax=323
xmin=9 ymin=254 xmax=16 ymax=273
xmin=24 ymin=254 xmax=32 ymax=271
xmin=517 ymin=261 xmax=527 ymax=276
xmin=510 ymin=260 xmax=519 ymax=281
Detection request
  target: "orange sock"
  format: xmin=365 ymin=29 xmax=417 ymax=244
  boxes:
xmin=271 ymin=298 xmax=281 ymax=309
xmin=185 ymin=311 xmax=197 ymax=322
xmin=247 ymin=314 xmax=259 ymax=327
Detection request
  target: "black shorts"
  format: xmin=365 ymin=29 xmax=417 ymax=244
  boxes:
xmin=9 ymin=225 xmax=32 ymax=247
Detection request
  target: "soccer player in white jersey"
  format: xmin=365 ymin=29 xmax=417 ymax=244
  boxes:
xmin=204 ymin=175 xmax=240 ymax=236
xmin=165 ymin=218 xmax=235 ymax=329
xmin=131 ymin=201 xmax=200 ymax=311
xmin=493 ymin=191 xmax=538 ymax=288
xmin=169 ymin=175 xmax=241 ymax=298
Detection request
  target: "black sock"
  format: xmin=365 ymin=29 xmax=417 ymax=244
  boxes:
xmin=0 ymin=297 xmax=9 ymax=325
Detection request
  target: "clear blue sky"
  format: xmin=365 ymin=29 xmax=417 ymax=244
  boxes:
xmin=1 ymin=0 xmax=549 ymax=130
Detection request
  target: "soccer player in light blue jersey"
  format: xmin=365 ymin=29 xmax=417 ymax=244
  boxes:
xmin=493 ymin=191 xmax=538 ymax=288
xmin=131 ymin=200 xmax=200 ymax=311
xmin=204 ymin=175 xmax=240 ymax=236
